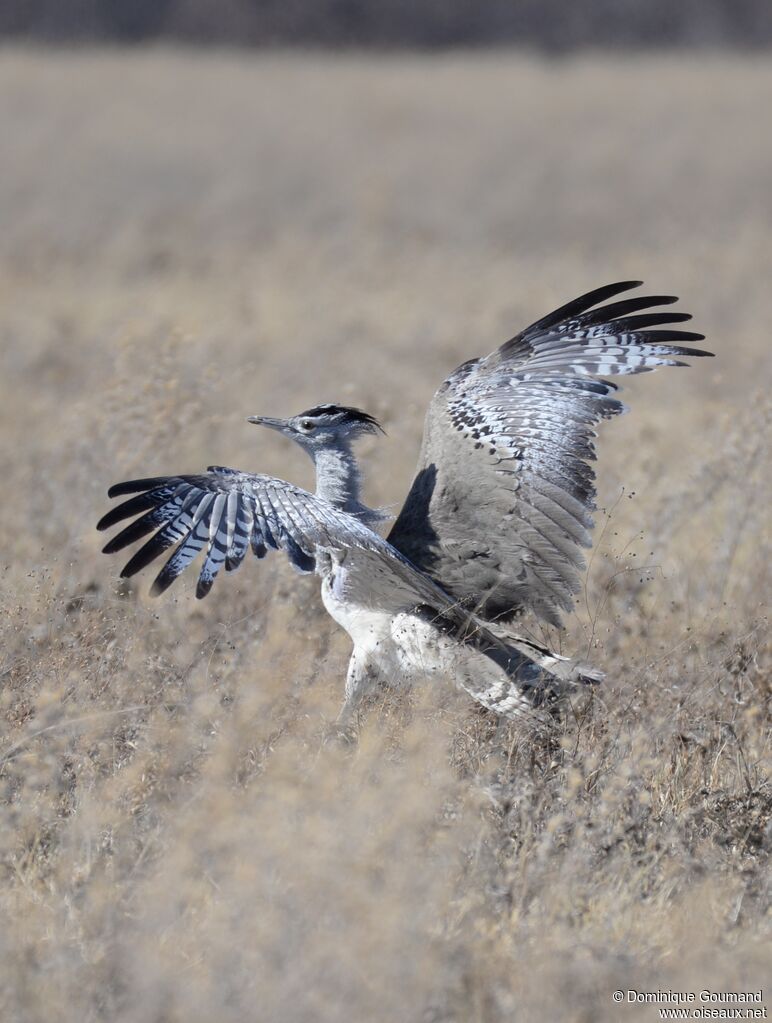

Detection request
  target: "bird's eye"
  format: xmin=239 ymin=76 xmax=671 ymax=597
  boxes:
xmin=300 ymin=419 xmax=314 ymax=431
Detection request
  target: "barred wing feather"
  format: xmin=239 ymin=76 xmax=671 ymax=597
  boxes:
xmin=97 ymin=468 xmax=468 ymax=620
xmin=388 ymin=281 xmax=712 ymax=626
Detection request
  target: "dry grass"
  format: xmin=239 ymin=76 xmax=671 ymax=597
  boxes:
xmin=0 ymin=49 xmax=769 ymax=1022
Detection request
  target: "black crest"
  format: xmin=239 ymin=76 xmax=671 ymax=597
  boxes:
xmin=300 ymin=404 xmax=383 ymax=432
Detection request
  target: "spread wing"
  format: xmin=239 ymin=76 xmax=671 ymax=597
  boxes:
xmin=96 ymin=466 xmax=470 ymax=621
xmin=388 ymin=281 xmax=712 ymax=626
xmin=97 ymin=467 xmax=600 ymax=711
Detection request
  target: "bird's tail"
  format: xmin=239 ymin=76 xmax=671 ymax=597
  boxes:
xmin=513 ymin=639 xmax=605 ymax=687
xmin=466 ymin=622 xmax=603 ymax=717
xmin=414 ymin=605 xmax=602 ymax=722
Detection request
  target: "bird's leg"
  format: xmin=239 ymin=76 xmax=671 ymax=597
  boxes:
xmin=342 ymin=647 xmax=378 ymax=714
xmin=327 ymin=647 xmax=385 ymax=744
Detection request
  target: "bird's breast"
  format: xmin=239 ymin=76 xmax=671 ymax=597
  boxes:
xmin=320 ymin=569 xmax=393 ymax=655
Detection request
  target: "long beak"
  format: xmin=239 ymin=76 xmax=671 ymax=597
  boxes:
xmin=247 ymin=415 xmax=288 ymax=432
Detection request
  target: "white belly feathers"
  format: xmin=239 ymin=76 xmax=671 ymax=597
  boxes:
xmin=319 ymin=553 xmax=538 ymax=721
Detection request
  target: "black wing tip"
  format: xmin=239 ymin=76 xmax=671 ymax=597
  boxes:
xmin=96 ymin=512 xmax=113 ymax=532
xmin=663 ymin=311 xmax=691 ymax=322
xmin=671 ymin=348 xmax=713 ymax=359
xmin=97 ymin=504 xmax=143 ymax=533
xmin=150 ymin=574 xmax=173 ymax=597
xmin=108 ymin=481 xmax=142 ymax=499
xmin=521 ymin=281 xmax=645 ymax=337
xmin=592 ymin=280 xmax=643 ymax=292
xmin=107 ymin=477 xmax=169 ymax=499
xmin=633 ymin=293 xmax=678 ymax=305
xmin=101 ymin=523 xmax=155 ymax=555
xmin=617 ymin=311 xmax=693 ymax=330
xmin=641 ymin=329 xmax=706 ymax=344
xmin=585 ymin=280 xmax=644 ymax=303
xmin=118 ymin=535 xmax=171 ymax=580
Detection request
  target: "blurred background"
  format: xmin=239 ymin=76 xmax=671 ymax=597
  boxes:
xmin=2 ymin=0 xmax=772 ymax=47
xmin=0 ymin=6 xmax=769 ymax=1023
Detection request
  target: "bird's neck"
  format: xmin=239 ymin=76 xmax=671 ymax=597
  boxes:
xmin=311 ymin=444 xmax=380 ymax=524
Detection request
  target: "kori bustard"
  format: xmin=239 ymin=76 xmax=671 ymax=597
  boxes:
xmin=97 ymin=282 xmax=711 ymax=723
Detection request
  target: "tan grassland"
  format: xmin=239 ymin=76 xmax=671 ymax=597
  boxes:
xmin=0 ymin=49 xmax=769 ymax=1022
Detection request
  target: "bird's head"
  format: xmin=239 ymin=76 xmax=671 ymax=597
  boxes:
xmin=247 ymin=403 xmax=383 ymax=453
